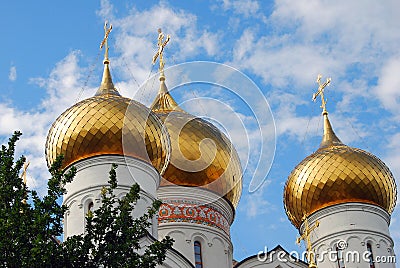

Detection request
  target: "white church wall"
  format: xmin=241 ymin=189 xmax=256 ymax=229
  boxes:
xmin=304 ymin=203 xmax=396 ymax=268
xmin=138 ymin=235 xmax=194 ymax=268
xmin=63 ymin=155 xmax=160 ymax=238
xmin=158 ymin=186 xmax=235 ymax=268
xmin=159 ymin=223 xmax=232 ymax=267
xmin=234 ymin=246 xmax=308 ymax=268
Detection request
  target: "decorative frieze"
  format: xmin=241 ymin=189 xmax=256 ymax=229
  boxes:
xmin=158 ymin=200 xmax=230 ymax=234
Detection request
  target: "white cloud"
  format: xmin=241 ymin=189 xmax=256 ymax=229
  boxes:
xmin=217 ymin=0 xmax=264 ymax=19
xmin=232 ymin=32 xmax=343 ymax=88
xmin=96 ymin=0 xmax=114 ymax=20
xmin=267 ymin=91 xmax=311 ymax=138
xmin=374 ymin=57 xmax=400 ymax=114
xmin=8 ymin=65 xmax=17 ymax=81
xmin=240 ymin=180 xmax=273 ymax=218
xmin=232 ymin=29 xmax=254 ymax=62
xmin=94 ymin=0 xmax=221 ymax=94
xmin=383 ymin=133 xmax=400 ymax=259
xmin=35 ymin=51 xmax=90 ymax=119
xmin=1 ymin=51 xmax=90 ymax=196
xmin=230 ymin=0 xmax=400 ymax=106
xmin=383 ymin=133 xmax=400 ymax=202
xmin=271 ymin=0 xmax=400 ymax=50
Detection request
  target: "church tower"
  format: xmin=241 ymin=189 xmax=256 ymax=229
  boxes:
xmin=45 ymin=23 xmax=170 ymax=238
xmin=150 ymin=29 xmax=243 ymax=268
xmin=283 ymin=76 xmax=397 ymax=268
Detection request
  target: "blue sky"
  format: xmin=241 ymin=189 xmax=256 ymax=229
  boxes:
xmin=1 ymin=0 xmax=399 ymax=262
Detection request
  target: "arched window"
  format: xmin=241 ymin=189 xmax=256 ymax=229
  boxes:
xmin=366 ymin=243 xmax=375 ymax=268
xmin=336 ymin=246 xmax=345 ymax=268
xmin=194 ymin=241 xmax=203 ymax=268
xmin=85 ymin=201 xmax=94 ymax=219
xmin=88 ymin=201 xmax=94 ymax=212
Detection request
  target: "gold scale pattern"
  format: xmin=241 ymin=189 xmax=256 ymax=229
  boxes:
xmin=45 ymin=93 xmax=170 ymax=174
xmin=284 ymin=144 xmax=397 ymax=228
xmin=156 ymin=111 xmax=243 ymax=207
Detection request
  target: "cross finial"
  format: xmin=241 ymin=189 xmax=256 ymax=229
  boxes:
xmin=152 ymin=28 xmax=171 ymax=78
xmin=296 ymin=213 xmax=320 ymax=268
xmin=100 ymin=21 xmax=113 ymax=64
xmin=312 ymin=74 xmax=331 ymax=115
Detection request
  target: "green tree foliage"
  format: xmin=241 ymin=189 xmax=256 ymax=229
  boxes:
xmin=62 ymin=164 xmax=174 ymax=268
xmin=0 ymin=132 xmax=173 ymax=267
xmin=0 ymin=131 xmax=75 ymax=267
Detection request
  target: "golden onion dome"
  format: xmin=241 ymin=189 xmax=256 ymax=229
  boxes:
xmin=284 ymin=111 xmax=397 ymax=228
xmin=45 ymin=58 xmax=170 ymax=174
xmin=150 ymin=76 xmax=243 ymax=207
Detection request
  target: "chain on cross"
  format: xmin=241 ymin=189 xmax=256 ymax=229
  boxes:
xmin=100 ymin=21 xmax=113 ymax=63
xmin=152 ymin=28 xmax=170 ymax=75
xmin=312 ymin=74 xmax=331 ymax=114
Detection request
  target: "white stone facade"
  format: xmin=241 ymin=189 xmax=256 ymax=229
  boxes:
xmin=303 ymin=203 xmax=396 ymax=268
xmin=157 ymin=186 xmax=235 ymax=268
xmin=63 ymin=155 xmax=160 ymax=238
xmin=234 ymin=245 xmax=308 ymax=268
xmin=61 ymin=156 xmax=397 ymax=268
xmin=138 ymin=235 xmax=194 ymax=268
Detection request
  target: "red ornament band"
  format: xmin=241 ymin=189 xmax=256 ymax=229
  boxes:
xmin=158 ymin=201 xmax=230 ymax=234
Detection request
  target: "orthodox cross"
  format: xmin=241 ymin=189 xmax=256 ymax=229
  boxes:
xmin=296 ymin=214 xmax=320 ymax=268
xmin=100 ymin=21 xmax=113 ymax=63
xmin=312 ymin=74 xmax=331 ymax=114
xmin=152 ymin=28 xmax=171 ymax=74
xmin=21 ymin=161 xmax=30 ymax=205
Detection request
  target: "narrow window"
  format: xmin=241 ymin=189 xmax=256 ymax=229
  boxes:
xmin=366 ymin=243 xmax=375 ymax=268
xmin=336 ymin=246 xmax=345 ymax=268
xmin=194 ymin=241 xmax=203 ymax=268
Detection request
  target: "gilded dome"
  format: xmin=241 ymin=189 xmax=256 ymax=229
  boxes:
xmin=284 ymin=113 xmax=397 ymax=228
xmin=45 ymin=62 xmax=170 ymax=173
xmin=150 ymin=77 xmax=243 ymax=207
